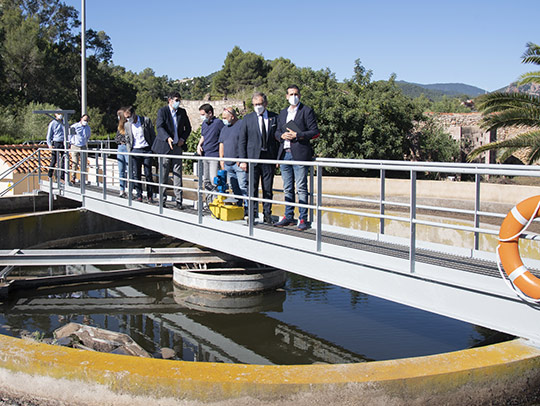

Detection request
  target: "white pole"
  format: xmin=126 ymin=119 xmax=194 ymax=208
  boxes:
xmin=81 ymin=0 xmax=87 ymax=116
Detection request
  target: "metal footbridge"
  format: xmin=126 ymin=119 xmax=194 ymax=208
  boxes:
xmin=5 ymin=147 xmax=540 ymax=343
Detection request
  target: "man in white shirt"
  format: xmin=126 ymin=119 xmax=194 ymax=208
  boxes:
xmin=124 ymin=106 xmax=156 ymax=203
xmin=274 ymin=85 xmax=320 ymax=231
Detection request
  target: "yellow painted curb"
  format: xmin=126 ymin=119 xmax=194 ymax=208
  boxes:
xmin=1 ymin=333 xmax=540 ymax=402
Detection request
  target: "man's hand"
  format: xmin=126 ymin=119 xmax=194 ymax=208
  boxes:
xmin=281 ymin=130 xmax=297 ymax=140
xmin=196 ymin=144 xmax=203 ymax=155
xmin=177 ymin=138 xmax=185 ymax=147
xmin=167 ymin=137 xmax=174 ymax=150
xmin=239 ymin=162 xmax=247 ymax=171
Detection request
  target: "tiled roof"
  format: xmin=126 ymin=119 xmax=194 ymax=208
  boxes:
xmin=0 ymin=144 xmax=52 ymax=174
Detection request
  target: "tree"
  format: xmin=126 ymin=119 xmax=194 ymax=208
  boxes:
xmin=468 ymin=42 xmax=540 ymax=164
xmin=431 ymin=95 xmax=471 ymax=113
xmin=310 ymin=61 xmax=419 ymax=170
xmin=405 ymin=118 xmax=459 ymax=163
xmin=212 ymin=46 xmax=269 ymax=97
xmin=1 ymin=6 xmax=43 ymax=100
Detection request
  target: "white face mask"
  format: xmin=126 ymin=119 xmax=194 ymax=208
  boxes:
xmin=201 ymin=115 xmax=208 ymax=123
xmin=222 ymin=119 xmax=230 ymax=126
xmin=254 ymin=105 xmax=265 ymax=115
xmin=81 ymin=120 xmax=88 ymax=126
xmin=172 ymin=101 xmax=180 ymax=110
xmin=288 ymin=95 xmax=300 ymax=106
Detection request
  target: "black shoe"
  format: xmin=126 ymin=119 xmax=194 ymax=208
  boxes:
xmin=176 ymin=201 xmax=184 ymax=210
xmin=263 ymin=215 xmax=274 ymax=225
xmin=148 ymin=197 xmax=155 ymax=204
xmin=274 ymin=217 xmax=294 ymax=227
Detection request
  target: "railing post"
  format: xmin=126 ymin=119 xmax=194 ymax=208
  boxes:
xmin=248 ymin=161 xmax=255 ymax=236
xmin=48 ymin=177 xmax=53 ymax=211
xmin=37 ymin=149 xmax=41 ymax=185
xmin=127 ymin=153 xmax=132 ymax=206
xmin=81 ymin=150 xmax=87 ymax=197
xmin=474 ymin=173 xmax=481 ymax=251
xmin=309 ymin=165 xmax=314 ymax=224
xmin=316 ymin=165 xmax=322 ymax=252
xmin=158 ymin=156 xmax=163 ymax=214
xmin=380 ymin=168 xmax=386 ymax=235
xmin=409 ymin=170 xmax=417 ymax=274
xmin=197 ymin=157 xmax=204 ymax=224
xmin=102 ymin=152 xmax=107 ymax=200
xmin=95 ymin=150 xmax=101 ymax=187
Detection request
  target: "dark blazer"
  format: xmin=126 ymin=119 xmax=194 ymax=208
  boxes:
xmin=153 ymin=105 xmax=192 ymax=154
xmin=125 ymin=116 xmax=156 ymax=152
xmin=238 ymin=110 xmax=279 ymax=160
xmin=275 ymin=103 xmax=320 ymax=162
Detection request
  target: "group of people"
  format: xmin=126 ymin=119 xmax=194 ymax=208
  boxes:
xmin=47 ymin=84 xmax=320 ymax=230
xmin=114 ymin=92 xmax=190 ymax=207
xmin=46 ymin=113 xmax=91 ymax=183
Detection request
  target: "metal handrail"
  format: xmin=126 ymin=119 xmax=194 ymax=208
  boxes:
xmin=0 ymin=149 xmax=42 ymax=179
xmin=38 ymin=147 xmax=540 ymax=273
xmin=0 ymin=171 xmax=38 ymax=197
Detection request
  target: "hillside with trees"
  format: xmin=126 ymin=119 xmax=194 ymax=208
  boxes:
xmin=0 ymin=0 xmax=460 ymax=172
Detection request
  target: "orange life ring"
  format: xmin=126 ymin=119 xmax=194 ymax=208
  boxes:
xmin=499 ymin=195 xmax=540 ymax=299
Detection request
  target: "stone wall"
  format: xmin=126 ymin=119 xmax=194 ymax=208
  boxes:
xmin=180 ymin=99 xmax=246 ymax=131
xmin=426 ymin=112 xmax=532 ymax=164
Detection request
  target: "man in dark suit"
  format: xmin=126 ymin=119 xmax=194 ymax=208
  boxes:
xmin=238 ymin=92 xmax=279 ymax=224
xmin=274 ymin=85 xmax=320 ymax=230
xmin=153 ymin=91 xmax=192 ymax=209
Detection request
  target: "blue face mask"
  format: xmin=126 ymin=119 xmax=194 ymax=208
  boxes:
xmin=222 ymin=119 xmax=230 ymax=126
xmin=172 ymin=100 xmax=180 ymax=110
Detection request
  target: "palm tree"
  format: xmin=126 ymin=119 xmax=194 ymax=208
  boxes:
xmin=468 ymin=42 xmax=540 ymax=164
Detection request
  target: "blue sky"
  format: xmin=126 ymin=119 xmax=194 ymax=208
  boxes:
xmin=65 ymin=0 xmax=538 ymax=92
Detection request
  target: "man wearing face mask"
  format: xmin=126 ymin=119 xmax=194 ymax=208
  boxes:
xmin=46 ymin=113 xmax=66 ymax=181
xmin=238 ymin=92 xmax=279 ymax=224
xmin=274 ymin=85 xmax=320 ymax=231
xmin=153 ymin=91 xmax=192 ymax=209
xmin=196 ymin=103 xmax=224 ymax=189
xmin=69 ymin=114 xmax=91 ymax=184
xmin=218 ymin=107 xmax=246 ymax=206
xmin=124 ymin=106 xmax=156 ymax=203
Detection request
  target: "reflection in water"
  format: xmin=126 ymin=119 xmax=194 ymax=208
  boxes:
xmin=0 ymin=268 xmax=508 ymax=365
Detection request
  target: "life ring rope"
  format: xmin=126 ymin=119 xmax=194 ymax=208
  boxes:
xmin=497 ymin=198 xmax=540 ymax=303
xmin=496 ymin=245 xmax=540 ymax=304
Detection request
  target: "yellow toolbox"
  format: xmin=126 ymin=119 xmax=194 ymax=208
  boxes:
xmin=209 ymin=196 xmax=244 ymax=221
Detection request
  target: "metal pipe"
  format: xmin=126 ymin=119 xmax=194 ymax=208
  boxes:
xmin=380 ymin=168 xmax=386 ymax=235
xmin=316 ymin=166 xmax=322 ymax=252
xmin=248 ymin=162 xmax=255 ymax=236
xmin=474 ymin=173 xmax=481 ymax=251
xmin=409 ymin=170 xmax=417 ymax=274
xmin=81 ymin=0 xmax=87 ymax=115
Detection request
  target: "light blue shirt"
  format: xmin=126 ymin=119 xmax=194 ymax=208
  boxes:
xmin=69 ymin=122 xmax=91 ymax=147
xmin=46 ymin=119 xmax=64 ymax=147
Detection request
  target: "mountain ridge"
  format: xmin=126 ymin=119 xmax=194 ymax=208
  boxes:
xmin=396 ymin=81 xmax=486 ymax=100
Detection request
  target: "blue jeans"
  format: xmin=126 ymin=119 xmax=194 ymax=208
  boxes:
xmin=280 ymin=150 xmax=309 ymax=221
xmin=117 ymin=144 xmax=128 ymax=191
xmin=224 ymin=163 xmax=248 ymax=206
